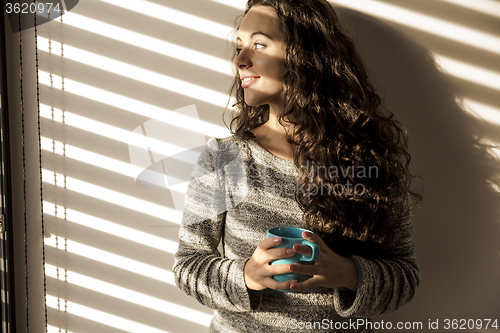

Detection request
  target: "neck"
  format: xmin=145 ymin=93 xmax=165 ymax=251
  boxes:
xmin=250 ymin=104 xmax=295 ymax=161
xmin=267 ymin=104 xmax=292 ymax=138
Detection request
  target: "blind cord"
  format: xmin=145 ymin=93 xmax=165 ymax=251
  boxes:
xmin=33 ymin=1 xmax=49 ymax=331
xmin=19 ymin=2 xmax=50 ymax=331
xmin=18 ymin=1 xmax=29 ymax=331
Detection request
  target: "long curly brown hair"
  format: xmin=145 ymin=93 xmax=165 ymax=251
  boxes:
xmin=227 ymin=0 xmax=422 ymax=254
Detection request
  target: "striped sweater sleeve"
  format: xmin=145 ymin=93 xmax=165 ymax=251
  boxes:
xmin=173 ymin=139 xmax=261 ymax=312
xmin=333 ymin=208 xmax=420 ymax=318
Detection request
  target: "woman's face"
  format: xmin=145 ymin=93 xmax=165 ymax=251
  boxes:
xmin=234 ymin=6 xmax=286 ymax=109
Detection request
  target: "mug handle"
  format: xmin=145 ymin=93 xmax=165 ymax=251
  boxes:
xmin=299 ymin=240 xmax=320 ymax=262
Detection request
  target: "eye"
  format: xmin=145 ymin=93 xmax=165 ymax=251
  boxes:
xmin=236 ymin=47 xmax=242 ymax=55
xmin=253 ymin=42 xmax=266 ymax=50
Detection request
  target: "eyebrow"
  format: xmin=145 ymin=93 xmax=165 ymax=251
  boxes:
xmin=236 ymin=31 xmax=273 ymax=41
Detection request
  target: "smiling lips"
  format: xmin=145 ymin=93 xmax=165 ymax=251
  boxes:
xmin=241 ymin=75 xmax=260 ymax=88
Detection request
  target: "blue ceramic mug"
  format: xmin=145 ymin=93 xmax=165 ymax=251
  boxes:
xmin=266 ymin=227 xmax=320 ymax=290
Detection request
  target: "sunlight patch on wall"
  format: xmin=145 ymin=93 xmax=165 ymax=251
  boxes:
xmin=441 ymin=0 xmax=500 ymax=19
xmin=46 ymin=295 xmax=175 ymax=333
xmin=37 ymin=37 xmax=232 ymax=110
xmin=490 ymin=180 xmax=500 ymax=193
xmin=434 ymin=54 xmax=500 ymax=92
xmin=210 ymin=0 xmax=246 ymax=9
xmin=40 ymin=136 xmax=188 ymax=197
xmin=476 ymin=137 xmax=500 ymax=193
xmin=47 ymin=325 xmax=73 ymax=333
xmin=43 ymin=202 xmax=178 ymax=253
xmin=45 ymin=236 xmax=175 ymax=284
xmin=329 ymin=0 xmax=500 ymax=56
xmin=46 ymin=264 xmax=211 ymax=326
xmin=42 ymin=169 xmax=182 ymax=224
xmin=60 ymin=12 xmax=234 ymax=76
xmin=38 ymin=72 xmax=230 ymax=138
xmin=40 ymin=136 xmax=142 ymax=178
xmin=482 ymin=140 xmax=500 ymax=162
xmin=462 ymin=99 xmax=500 ymax=127
xmin=100 ymin=0 xmax=235 ymax=42
xmin=39 ymin=103 xmax=196 ymax=158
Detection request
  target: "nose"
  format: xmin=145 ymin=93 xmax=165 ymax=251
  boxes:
xmin=234 ymin=47 xmax=251 ymax=69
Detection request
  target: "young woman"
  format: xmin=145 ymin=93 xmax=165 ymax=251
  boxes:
xmin=174 ymin=0 xmax=421 ymax=332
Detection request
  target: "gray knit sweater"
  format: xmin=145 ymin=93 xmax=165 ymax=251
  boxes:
xmin=173 ymin=136 xmax=420 ymax=333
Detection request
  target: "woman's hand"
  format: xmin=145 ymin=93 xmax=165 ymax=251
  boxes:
xmin=288 ymin=231 xmax=359 ymax=292
xmin=244 ymin=237 xmax=298 ymax=291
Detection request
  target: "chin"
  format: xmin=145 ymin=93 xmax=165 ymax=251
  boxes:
xmin=244 ymin=94 xmax=273 ymax=108
xmin=244 ymin=98 xmax=262 ymax=107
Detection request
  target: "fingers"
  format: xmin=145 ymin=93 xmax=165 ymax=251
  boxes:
xmin=266 ymin=262 xmax=295 ymax=276
xmin=250 ymin=261 xmax=298 ymax=290
xmin=302 ymin=231 xmax=327 ymax=251
xmin=263 ymin=247 xmax=296 ymax=263
xmin=251 ymin=235 xmax=333 ymax=291
xmin=265 ymin=278 xmax=298 ymax=291
xmin=257 ymin=237 xmax=297 ymax=263
xmin=289 ymin=262 xmax=318 ymax=276
xmin=266 ymin=263 xmax=319 ymax=291
xmin=290 ymin=277 xmax=318 ymax=291
xmin=258 ymin=237 xmax=283 ymax=251
xmin=292 ymin=243 xmax=312 ymax=258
